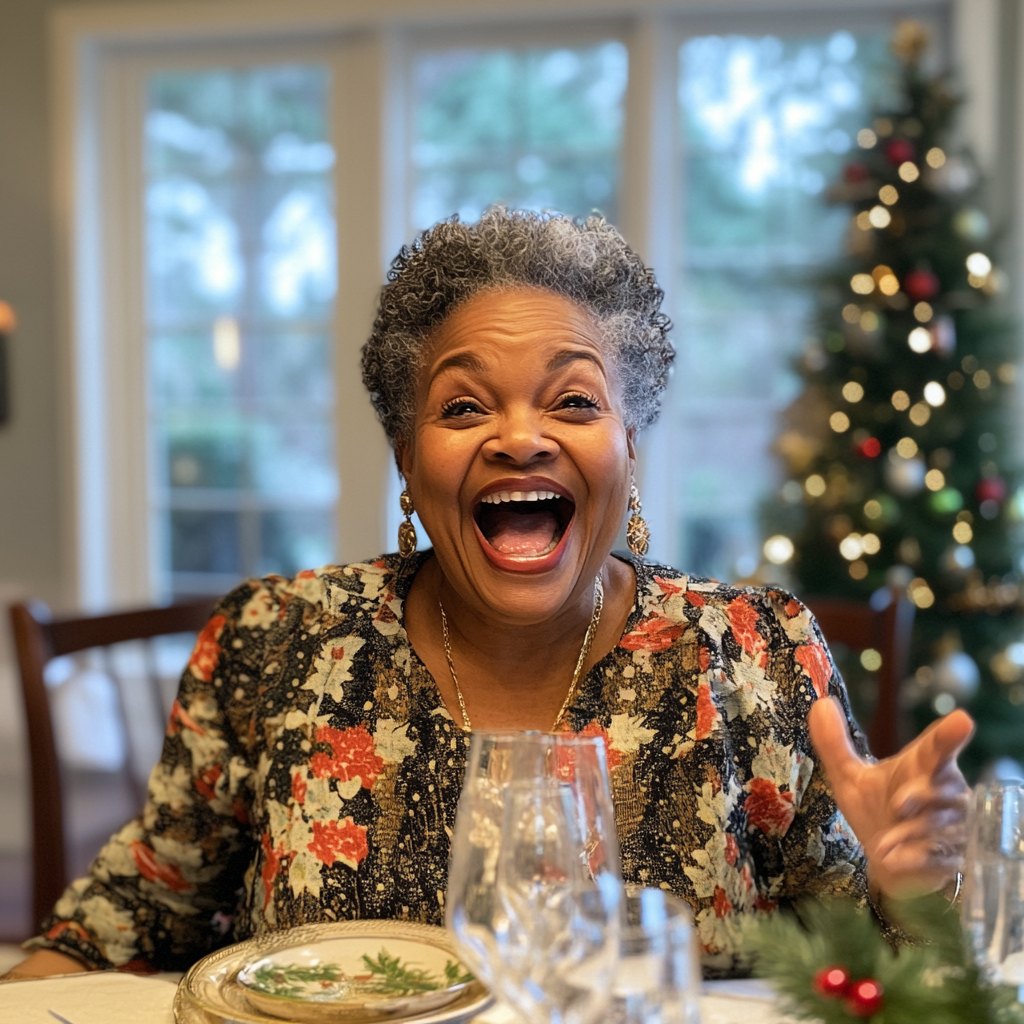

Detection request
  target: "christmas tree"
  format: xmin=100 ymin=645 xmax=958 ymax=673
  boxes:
xmin=764 ymin=21 xmax=1023 ymax=777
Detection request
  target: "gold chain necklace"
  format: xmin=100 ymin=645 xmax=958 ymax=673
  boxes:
xmin=439 ymin=574 xmax=604 ymax=732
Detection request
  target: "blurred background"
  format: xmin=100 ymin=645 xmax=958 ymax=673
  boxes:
xmin=0 ymin=0 xmax=1019 ymax=939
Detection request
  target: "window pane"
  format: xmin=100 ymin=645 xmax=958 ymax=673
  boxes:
xmin=411 ymin=41 xmax=628 ymax=229
xmin=661 ymin=31 xmax=891 ymax=580
xmin=145 ymin=65 xmax=338 ymax=597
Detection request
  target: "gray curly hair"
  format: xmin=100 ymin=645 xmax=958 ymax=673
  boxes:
xmin=360 ymin=207 xmax=674 ymax=445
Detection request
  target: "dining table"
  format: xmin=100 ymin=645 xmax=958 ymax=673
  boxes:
xmin=0 ymin=970 xmax=795 ymax=1023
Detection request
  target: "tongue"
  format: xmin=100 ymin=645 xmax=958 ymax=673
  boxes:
xmin=483 ymin=508 xmax=559 ymax=556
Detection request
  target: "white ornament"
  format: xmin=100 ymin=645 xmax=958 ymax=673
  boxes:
xmin=932 ymin=650 xmax=980 ymax=701
xmin=884 ymin=454 xmax=926 ymax=497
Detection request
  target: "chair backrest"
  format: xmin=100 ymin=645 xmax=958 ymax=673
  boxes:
xmin=805 ymin=593 xmax=915 ymax=761
xmin=9 ymin=599 xmax=212 ymax=930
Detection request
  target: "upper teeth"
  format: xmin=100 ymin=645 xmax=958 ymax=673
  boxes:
xmin=480 ymin=489 xmax=562 ymax=504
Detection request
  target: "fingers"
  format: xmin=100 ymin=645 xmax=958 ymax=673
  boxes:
xmin=808 ymin=696 xmax=865 ymax=786
xmin=890 ymin=773 xmax=970 ymax=820
xmin=871 ymin=808 xmax=967 ymax=862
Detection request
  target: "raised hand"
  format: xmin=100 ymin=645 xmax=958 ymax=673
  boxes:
xmin=808 ymin=696 xmax=974 ymax=900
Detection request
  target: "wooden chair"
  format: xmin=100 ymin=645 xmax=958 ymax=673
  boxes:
xmin=9 ymin=599 xmax=213 ymax=929
xmin=805 ymin=593 xmax=915 ymax=760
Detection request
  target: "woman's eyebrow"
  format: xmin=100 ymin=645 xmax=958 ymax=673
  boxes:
xmin=546 ymin=348 xmax=604 ymax=373
xmin=430 ymin=351 xmax=486 ymax=382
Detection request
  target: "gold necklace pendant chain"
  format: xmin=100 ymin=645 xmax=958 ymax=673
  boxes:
xmin=439 ymin=574 xmax=604 ymax=732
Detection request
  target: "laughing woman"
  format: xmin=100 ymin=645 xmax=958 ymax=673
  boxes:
xmin=15 ymin=209 xmax=971 ymax=979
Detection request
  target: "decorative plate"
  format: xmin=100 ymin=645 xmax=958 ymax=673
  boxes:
xmin=175 ymin=920 xmax=493 ymax=1024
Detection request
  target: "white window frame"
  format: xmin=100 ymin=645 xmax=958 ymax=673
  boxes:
xmin=50 ymin=0 xmax=997 ymax=609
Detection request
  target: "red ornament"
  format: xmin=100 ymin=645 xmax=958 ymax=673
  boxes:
xmin=855 ymin=437 xmax=882 ymax=459
xmin=903 ymin=267 xmax=940 ymax=302
xmin=813 ymin=965 xmax=851 ymax=998
xmin=976 ymin=476 xmax=1007 ymax=504
xmin=845 ymin=978 xmax=884 ymax=1017
xmin=885 ymin=138 xmax=915 ymax=165
xmin=844 ymin=162 xmax=869 ymax=184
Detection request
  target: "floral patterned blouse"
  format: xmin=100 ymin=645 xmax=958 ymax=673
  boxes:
xmin=29 ymin=553 xmax=871 ymax=977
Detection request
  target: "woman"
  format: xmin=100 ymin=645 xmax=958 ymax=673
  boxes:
xmin=13 ymin=209 xmax=971 ymax=980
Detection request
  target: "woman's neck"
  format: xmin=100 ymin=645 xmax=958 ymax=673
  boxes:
xmin=403 ymin=554 xmax=636 ymax=731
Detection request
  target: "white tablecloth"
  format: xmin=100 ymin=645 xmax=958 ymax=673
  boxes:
xmin=0 ymin=972 xmax=790 ymax=1023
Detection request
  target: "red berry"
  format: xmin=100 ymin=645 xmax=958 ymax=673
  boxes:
xmin=855 ymin=437 xmax=882 ymax=459
xmin=976 ymin=476 xmax=1007 ymax=504
xmin=885 ymin=138 xmax=915 ymax=165
xmin=844 ymin=162 xmax=869 ymax=183
xmin=845 ymin=978 xmax=884 ymax=1017
xmin=813 ymin=965 xmax=851 ymax=997
xmin=903 ymin=267 xmax=940 ymax=302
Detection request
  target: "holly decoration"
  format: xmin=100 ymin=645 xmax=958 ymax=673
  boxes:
xmin=846 ymin=979 xmax=885 ymax=1018
xmin=745 ymin=895 xmax=1024 ymax=1023
xmin=815 ymin=965 xmax=852 ymax=997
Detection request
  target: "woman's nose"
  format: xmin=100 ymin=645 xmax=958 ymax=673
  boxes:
xmin=484 ymin=411 xmax=559 ymax=465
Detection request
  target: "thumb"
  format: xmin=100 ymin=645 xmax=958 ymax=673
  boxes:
xmin=808 ymin=696 xmax=865 ymax=788
xmin=909 ymin=707 xmax=975 ymax=775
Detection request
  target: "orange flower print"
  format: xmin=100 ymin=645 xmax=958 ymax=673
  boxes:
xmin=45 ymin=920 xmax=91 ymax=943
xmin=310 ymin=723 xmax=384 ymax=787
xmin=795 ymin=642 xmax=831 ymax=699
xmin=620 ymin=614 xmax=685 ymax=652
xmin=554 ymin=719 xmax=622 ymax=780
xmin=261 ymin=833 xmax=289 ymax=910
xmin=785 ymin=598 xmax=802 ymax=618
xmin=308 ymin=817 xmax=369 ymax=869
xmin=694 ymin=678 xmax=719 ymax=741
xmin=187 ymin=614 xmax=226 ymax=682
xmin=291 ymin=771 xmax=307 ymax=805
xmin=713 ymin=885 xmax=733 ymax=918
xmin=653 ymin=575 xmax=684 ymax=597
xmin=726 ymin=597 xmax=765 ymax=664
xmin=686 ymin=591 xmax=706 ymax=607
xmin=744 ymin=778 xmax=796 ymax=838
xmin=194 ymin=764 xmax=222 ymax=801
xmin=724 ymin=833 xmax=739 ymax=866
xmin=130 ymin=840 xmax=191 ymax=893
xmin=167 ymin=699 xmax=204 ymax=737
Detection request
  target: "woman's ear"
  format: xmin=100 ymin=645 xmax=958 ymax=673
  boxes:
xmin=395 ymin=439 xmax=413 ymax=483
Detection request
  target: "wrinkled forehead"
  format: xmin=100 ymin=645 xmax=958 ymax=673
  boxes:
xmin=419 ymin=285 xmax=610 ymax=376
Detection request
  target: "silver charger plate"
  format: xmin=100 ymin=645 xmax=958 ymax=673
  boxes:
xmin=173 ymin=921 xmax=493 ymax=1024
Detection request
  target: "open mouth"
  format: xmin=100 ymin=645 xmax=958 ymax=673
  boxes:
xmin=473 ymin=489 xmax=576 ymax=560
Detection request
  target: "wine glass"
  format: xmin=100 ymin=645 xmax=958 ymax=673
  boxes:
xmin=963 ymin=781 xmax=1024 ymax=996
xmin=495 ymin=776 xmax=622 ymax=1024
xmin=610 ymin=888 xmax=702 ymax=1024
xmin=446 ymin=731 xmax=622 ymax=1021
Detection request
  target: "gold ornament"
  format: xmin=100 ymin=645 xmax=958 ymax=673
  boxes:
xmin=890 ymin=19 xmax=930 ymax=66
xmin=398 ymin=488 xmax=417 ymax=558
xmin=626 ymin=483 xmax=650 ymax=557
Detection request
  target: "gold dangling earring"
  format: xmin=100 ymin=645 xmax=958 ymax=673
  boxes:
xmin=626 ymin=483 xmax=650 ymax=557
xmin=398 ymin=488 xmax=418 ymax=558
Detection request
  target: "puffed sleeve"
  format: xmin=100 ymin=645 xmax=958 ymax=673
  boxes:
xmin=24 ymin=582 xmax=268 ymax=971
xmin=760 ymin=590 xmax=873 ymax=907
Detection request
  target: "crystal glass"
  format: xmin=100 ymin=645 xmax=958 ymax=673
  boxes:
xmin=963 ymin=782 xmax=1024 ymax=994
xmin=611 ymin=889 xmax=702 ymax=1024
xmin=446 ymin=731 xmax=622 ymax=1023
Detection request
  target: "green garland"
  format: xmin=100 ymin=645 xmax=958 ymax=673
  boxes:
xmin=745 ymin=895 xmax=1024 ymax=1023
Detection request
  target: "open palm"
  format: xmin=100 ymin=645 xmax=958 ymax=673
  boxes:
xmin=808 ymin=696 xmax=974 ymax=899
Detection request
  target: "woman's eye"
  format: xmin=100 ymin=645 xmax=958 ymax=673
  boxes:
xmin=557 ymin=392 xmax=600 ymax=411
xmin=441 ymin=398 xmax=484 ymax=418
